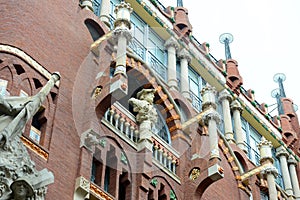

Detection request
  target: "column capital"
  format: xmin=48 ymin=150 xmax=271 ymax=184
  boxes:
xmin=218 ymin=89 xmax=233 ymax=103
xmin=178 ymin=48 xmax=192 ymax=63
xmin=111 ymin=27 xmax=132 ymax=44
xmin=262 ymin=165 xmax=278 ymax=177
xmin=258 ymin=137 xmax=274 ymax=164
xmin=275 ymin=146 xmax=289 ymax=158
xmin=288 ymin=155 xmax=298 ymax=166
xmin=164 ymin=37 xmax=179 ymax=50
xmin=230 ymin=100 xmax=243 ymax=113
xmin=201 ymin=85 xmax=217 ymax=110
xmin=202 ymin=110 xmax=221 ymax=125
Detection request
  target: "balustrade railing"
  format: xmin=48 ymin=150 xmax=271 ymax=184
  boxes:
xmin=152 ymin=136 xmax=178 ymax=174
xmin=128 ymin=37 xmax=146 ymax=60
xmin=102 ymin=103 xmax=179 ymax=176
xmin=189 ymin=91 xmax=202 ymax=112
xmin=103 ymin=104 xmax=139 ymax=143
xmin=147 ymin=51 xmax=167 ymax=81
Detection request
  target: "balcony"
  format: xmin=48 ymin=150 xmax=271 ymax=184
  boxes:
xmin=102 ymin=102 xmax=180 ymax=179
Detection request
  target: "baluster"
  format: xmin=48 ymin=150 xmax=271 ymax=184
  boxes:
xmin=172 ymin=159 xmax=177 ymax=174
xmin=134 ymin=129 xmax=139 ymax=142
xmin=119 ymin=116 xmax=125 ymax=133
xmin=158 ymin=148 xmax=163 ymax=164
xmin=109 ymin=108 xmax=115 ymax=124
xmin=104 ymin=108 xmax=109 ymax=120
xmin=124 ymin=121 xmax=130 ymax=136
xmin=114 ymin=112 xmax=120 ymax=129
xmin=167 ymin=154 xmax=172 ymax=171
xmin=163 ymin=150 xmax=168 ymax=168
xmin=153 ymin=142 xmax=159 ymax=160
xmin=129 ymin=125 xmax=135 ymax=141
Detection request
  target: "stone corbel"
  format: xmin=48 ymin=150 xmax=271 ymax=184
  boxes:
xmin=80 ymin=129 xmax=99 ymax=152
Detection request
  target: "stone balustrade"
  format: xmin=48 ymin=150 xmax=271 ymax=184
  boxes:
xmin=103 ymin=103 xmax=139 ymax=143
xmin=152 ymin=137 xmax=179 ymax=174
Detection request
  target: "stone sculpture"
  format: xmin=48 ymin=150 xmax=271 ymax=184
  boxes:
xmin=0 ymin=72 xmax=60 ymax=200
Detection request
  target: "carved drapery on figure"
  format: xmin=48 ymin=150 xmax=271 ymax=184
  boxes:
xmin=128 ymin=89 xmax=157 ymax=125
xmin=129 ymin=89 xmax=157 ymax=149
xmin=0 ymin=72 xmax=60 ymax=200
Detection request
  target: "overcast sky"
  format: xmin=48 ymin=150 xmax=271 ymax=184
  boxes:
xmin=159 ymin=0 xmax=300 ymax=116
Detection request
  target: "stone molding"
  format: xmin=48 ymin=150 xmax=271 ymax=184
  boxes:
xmin=230 ymin=100 xmax=243 ymax=113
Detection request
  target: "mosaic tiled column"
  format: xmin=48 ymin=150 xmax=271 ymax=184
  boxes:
xmin=112 ymin=2 xmax=132 ymax=77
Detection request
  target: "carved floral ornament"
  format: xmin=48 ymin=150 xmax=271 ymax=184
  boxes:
xmin=189 ymin=168 xmax=201 ymax=180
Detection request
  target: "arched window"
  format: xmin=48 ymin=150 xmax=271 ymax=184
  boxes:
xmin=152 ymin=106 xmax=171 ymax=144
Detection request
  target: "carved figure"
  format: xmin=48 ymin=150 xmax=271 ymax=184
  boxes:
xmin=128 ymin=89 xmax=157 ymax=125
xmin=0 ymin=72 xmax=59 ymax=199
xmin=0 ymin=72 xmax=60 ymax=148
xmin=9 ymin=177 xmax=34 ymax=200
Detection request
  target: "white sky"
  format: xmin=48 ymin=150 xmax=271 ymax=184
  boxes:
xmin=159 ymin=0 xmax=300 ymax=115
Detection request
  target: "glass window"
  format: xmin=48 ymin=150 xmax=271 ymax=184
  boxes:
xmin=93 ymin=0 xmax=102 ymax=16
xmin=188 ymin=67 xmax=205 ymax=112
xmin=152 ymin=106 xmax=171 ymax=144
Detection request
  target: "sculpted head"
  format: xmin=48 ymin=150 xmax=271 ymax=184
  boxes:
xmin=10 ymin=178 xmax=34 ymax=200
xmin=137 ymin=89 xmax=156 ymax=104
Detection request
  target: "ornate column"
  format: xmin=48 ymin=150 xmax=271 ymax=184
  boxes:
xmin=231 ymin=100 xmax=247 ymax=152
xmin=288 ymin=155 xmax=300 ymax=199
xmin=165 ymin=37 xmax=179 ymax=89
xmin=276 ymin=146 xmax=294 ymax=196
xmin=112 ymin=2 xmax=133 ymax=77
xmin=128 ymin=89 xmax=157 ymax=151
xmin=203 ymin=110 xmax=221 ymax=160
xmin=258 ymin=137 xmax=278 ymax=200
xmin=99 ymin=0 xmax=111 ymax=27
xmin=218 ymin=90 xmax=234 ymax=143
xmin=178 ymin=48 xmax=191 ymax=100
xmin=201 ymin=86 xmax=221 ymax=160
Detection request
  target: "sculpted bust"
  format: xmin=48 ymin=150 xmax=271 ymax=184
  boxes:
xmin=128 ymin=89 xmax=157 ymax=125
xmin=9 ymin=178 xmax=34 ymax=200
